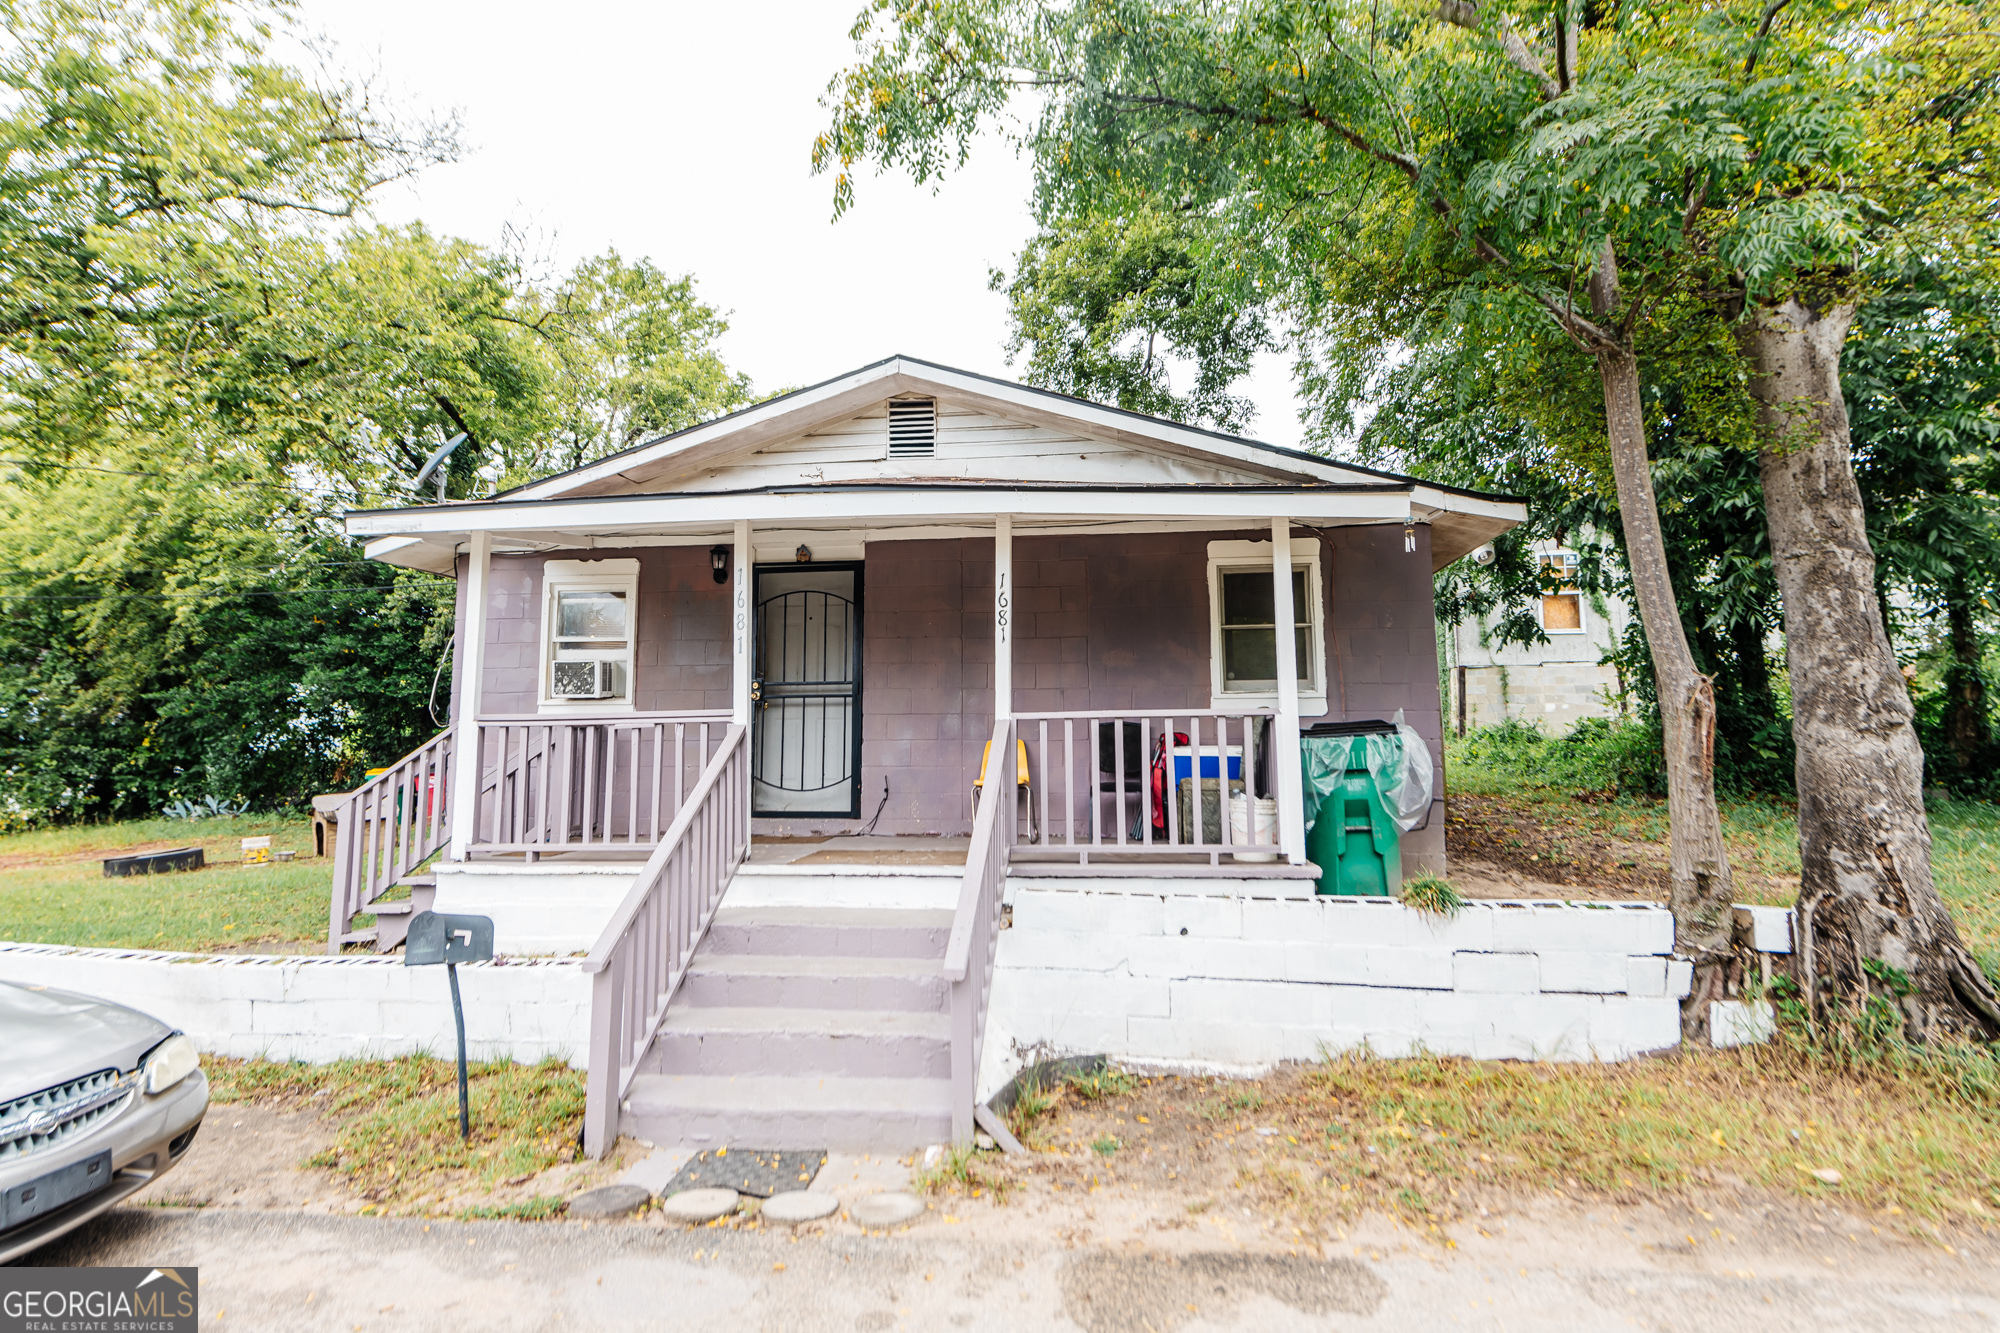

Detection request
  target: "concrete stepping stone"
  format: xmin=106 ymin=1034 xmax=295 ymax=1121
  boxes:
xmin=568 ymin=1184 xmax=653 ymax=1219
xmin=660 ymin=1188 xmax=741 ymax=1223
xmin=849 ymin=1192 xmax=924 ymax=1228
xmin=761 ymin=1191 xmax=840 ymax=1225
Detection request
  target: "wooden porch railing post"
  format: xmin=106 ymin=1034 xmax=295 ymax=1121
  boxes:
xmin=1271 ymin=518 xmax=1309 ymax=865
xmin=584 ymin=958 xmax=621 ymax=1158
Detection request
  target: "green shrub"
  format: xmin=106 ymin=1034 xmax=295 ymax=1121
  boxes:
xmin=1449 ymin=716 xmax=1665 ymax=800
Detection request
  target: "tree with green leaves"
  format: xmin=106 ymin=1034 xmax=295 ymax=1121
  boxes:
xmin=0 ymin=0 xmax=753 ymax=819
xmin=996 ymin=208 xmax=1273 ymax=430
xmin=817 ymin=0 xmax=1752 ymax=1032
xmin=817 ymin=0 xmax=2000 ymax=1039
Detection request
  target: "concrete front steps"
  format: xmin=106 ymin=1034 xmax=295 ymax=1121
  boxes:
xmin=621 ymin=900 xmax=957 ymax=1151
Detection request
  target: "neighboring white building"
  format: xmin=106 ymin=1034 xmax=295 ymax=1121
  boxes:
xmin=1446 ymin=541 xmax=1632 ymax=734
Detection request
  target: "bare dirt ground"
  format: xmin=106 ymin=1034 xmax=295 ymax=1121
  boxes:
xmin=1444 ymin=794 xmax=1672 ymax=901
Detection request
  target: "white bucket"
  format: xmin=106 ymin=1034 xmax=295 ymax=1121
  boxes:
xmin=1229 ymin=793 xmax=1279 ymax=862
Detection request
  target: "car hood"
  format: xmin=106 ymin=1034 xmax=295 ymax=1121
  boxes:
xmin=0 ymin=981 xmax=173 ymax=1104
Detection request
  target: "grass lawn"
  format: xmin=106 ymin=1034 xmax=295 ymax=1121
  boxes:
xmin=0 ymin=814 xmax=334 ymax=952
xmin=1445 ymin=736 xmax=2000 ymax=978
xmin=205 ymin=1055 xmax=589 ymax=1218
xmin=1004 ymin=1045 xmax=2000 ymax=1239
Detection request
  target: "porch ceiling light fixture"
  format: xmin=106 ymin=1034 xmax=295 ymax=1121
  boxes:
xmin=710 ymin=545 xmax=730 ymax=584
xmin=795 ymin=544 xmax=812 ymax=563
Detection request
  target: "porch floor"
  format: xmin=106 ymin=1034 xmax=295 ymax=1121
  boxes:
xmin=747 ymin=835 xmax=1318 ymax=879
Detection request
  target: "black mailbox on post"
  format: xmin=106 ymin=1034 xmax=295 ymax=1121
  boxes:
xmin=404 ymin=911 xmax=494 ymax=1139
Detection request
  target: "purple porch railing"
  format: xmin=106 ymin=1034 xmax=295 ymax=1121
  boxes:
xmin=1010 ymin=709 xmax=1281 ymax=862
xmin=326 ymin=729 xmax=453 ymax=953
xmin=467 ymin=713 xmax=731 ymax=854
xmin=581 ymin=723 xmax=750 ymax=1157
xmin=944 ymin=717 xmax=1015 ymax=1143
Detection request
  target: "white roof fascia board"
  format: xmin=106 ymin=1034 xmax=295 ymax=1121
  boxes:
xmin=1410 ymin=484 xmax=1525 ymax=526
xmin=346 ymin=487 xmax=1415 ymax=542
xmin=882 ymin=361 xmax=1367 ymax=487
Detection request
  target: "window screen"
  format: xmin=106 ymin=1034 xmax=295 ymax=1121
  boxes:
xmin=1220 ymin=568 xmax=1311 ymax=686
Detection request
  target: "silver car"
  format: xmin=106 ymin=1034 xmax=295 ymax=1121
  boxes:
xmin=1 ymin=980 xmax=209 ymax=1264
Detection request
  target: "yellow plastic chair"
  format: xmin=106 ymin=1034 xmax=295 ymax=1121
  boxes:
xmin=970 ymin=738 xmax=1039 ymax=843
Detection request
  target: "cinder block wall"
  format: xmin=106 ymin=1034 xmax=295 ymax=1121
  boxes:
xmin=0 ymin=944 xmax=590 ymax=1065
xmin=979 ymin=887 xmax=1691 ymax=1098
xmin=1453 ymin=662 xmax=1624 ymax=734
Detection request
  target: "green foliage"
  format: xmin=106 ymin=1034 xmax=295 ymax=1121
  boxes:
xmin=1399 ymin=872 xmax=1465 ymax=918
xmin=0 ymin=0 xmax=751 ymax=820
xmin=995 ymin=207 xmax=1273 ymax=431
xmin=1065 ymin=1065 xmax=1140 ymax=1101
xmin=1452 ymin=717 xmax=1668 ymax=801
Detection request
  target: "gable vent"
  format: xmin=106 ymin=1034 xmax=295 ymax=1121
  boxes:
xmin=887 ymin=398 xmax=938 ymax=459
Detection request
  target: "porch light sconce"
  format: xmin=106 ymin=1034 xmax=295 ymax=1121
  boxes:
xmin=710 ymin=545 xmax=730 ymax=584
xmin=795 ymin=544 xmax=812 ymax=563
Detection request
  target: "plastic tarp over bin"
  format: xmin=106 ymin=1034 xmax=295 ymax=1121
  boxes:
xmin=1300 ymin=711 xmax=1433 ymax=897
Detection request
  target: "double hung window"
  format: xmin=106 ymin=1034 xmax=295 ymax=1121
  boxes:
xmin=539 ymin=558 xmax=640 ymax=711
xmin=1206 ymin=539 xmax=1327 ymax=714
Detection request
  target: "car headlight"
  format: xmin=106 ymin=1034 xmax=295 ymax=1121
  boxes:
xmin=142 ymin=1034 xmax=200 ymax=1095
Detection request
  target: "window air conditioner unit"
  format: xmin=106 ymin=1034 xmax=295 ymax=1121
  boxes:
xmin=551 ymin=659 xmax=614 ymax=700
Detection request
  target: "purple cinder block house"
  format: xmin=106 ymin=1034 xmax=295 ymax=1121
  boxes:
xmin=335 ymin=355 xmax=1525 ymax=1154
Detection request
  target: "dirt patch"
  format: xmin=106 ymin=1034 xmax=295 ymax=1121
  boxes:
xmin=141 ymin=1102 xmax=348 ymax=1212
xmin=1445 ymin=794 xmax=1667 ymax=900
xmin=1059 ymin=1251 xmax=1386 ymax=1332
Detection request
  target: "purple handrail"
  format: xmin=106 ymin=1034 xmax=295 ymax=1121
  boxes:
xmin=326 ymin=730 xmax=453 ymax=953
xmin=580 ymin=724 xmax=750 ymax=1157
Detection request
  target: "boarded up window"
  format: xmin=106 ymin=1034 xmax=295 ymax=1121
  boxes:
xmin=1539 ymin=551 xmax=1584 ymax=633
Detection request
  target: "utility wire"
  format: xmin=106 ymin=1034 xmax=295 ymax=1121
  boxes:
xmin=0 ymin=584 xmax=450 ymax=602
xmin=0 ymin=457 xmax=414 ymax=503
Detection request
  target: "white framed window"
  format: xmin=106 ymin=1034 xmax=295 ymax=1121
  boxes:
xmin=1206 ymin=539 xmax=1328 ymax=715
xmin=539 ymin=558 xmax=640 ymax=712
xmin=1538 ymin=550 xmax=1586 ymax=635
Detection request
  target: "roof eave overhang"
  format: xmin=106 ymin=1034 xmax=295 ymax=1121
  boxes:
xmin=351 ymin=482 xmax=1525 ymax=575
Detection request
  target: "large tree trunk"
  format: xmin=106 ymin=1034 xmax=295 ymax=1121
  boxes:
xmin=1596 ymin=344 xmax=1738 ymax=1038
xmin=1737 ymin=298 xmax=2000 ymax=1040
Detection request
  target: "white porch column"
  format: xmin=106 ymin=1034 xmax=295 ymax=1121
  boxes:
xmin=993 ymin=514 xmax=1013 ymax=720
xmin=1271 ymin=518 xmax=1308 ymax=865
xmin=447 ymin=529 xmax=492 ymax=861
xmin=731 ymin=519 xmax=753 ymax=727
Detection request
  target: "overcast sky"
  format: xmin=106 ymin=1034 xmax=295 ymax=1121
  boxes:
xmin=293 ymin=0 xmax=1306 ymax=447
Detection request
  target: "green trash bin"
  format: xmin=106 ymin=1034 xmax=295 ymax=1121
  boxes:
xmin=1300 ymin=724 xmax=1402 ymax=896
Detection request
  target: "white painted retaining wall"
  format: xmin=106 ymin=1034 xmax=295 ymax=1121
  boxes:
xmin=980 ymin=890 xmax=1693 ymax=1099
xmin=0 ymin=943 xmax=590 ymax=1065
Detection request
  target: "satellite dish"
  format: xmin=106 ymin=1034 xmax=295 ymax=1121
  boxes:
xmin=412 ymin=432 xmax=468 ymax=502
